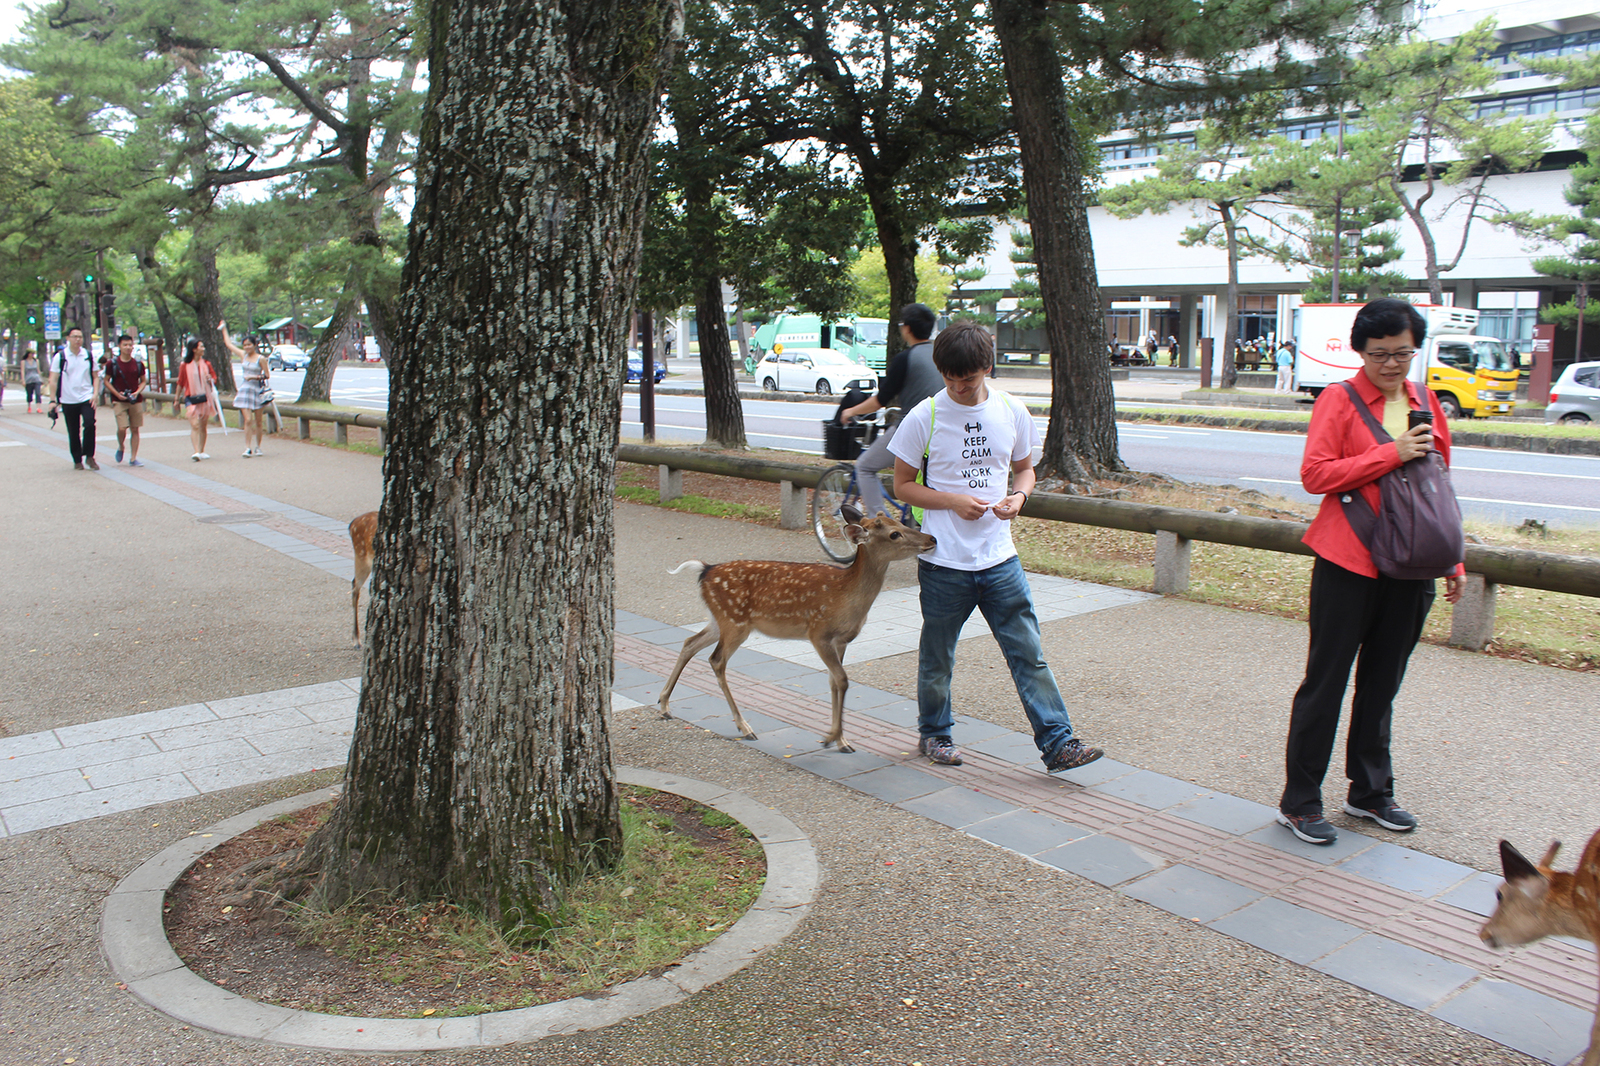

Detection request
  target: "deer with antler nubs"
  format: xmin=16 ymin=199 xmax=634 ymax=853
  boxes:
xmin=656 ymin=512 xmax=935 ymax=754
xmin=1480 ymin=827 xmax=1600 ymax=1065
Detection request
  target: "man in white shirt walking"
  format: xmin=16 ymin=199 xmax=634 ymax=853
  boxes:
xmin=47 ymin=325 xmax=100 ymax=470
xmin=889 ymin=320 xmax=1104 ymax=773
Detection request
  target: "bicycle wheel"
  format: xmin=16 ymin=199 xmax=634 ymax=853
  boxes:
xmin=812 ymin=465 xmax=859 ymax=563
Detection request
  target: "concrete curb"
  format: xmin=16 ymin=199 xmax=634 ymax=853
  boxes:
xmin=99 ymin=768 xmax=819 ymax=1052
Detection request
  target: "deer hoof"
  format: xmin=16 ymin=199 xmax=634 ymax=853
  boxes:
xmin=739 ymin=729 xmax=758 ymax=741
xmin=658 ymin=707 xmax=674 ymax=720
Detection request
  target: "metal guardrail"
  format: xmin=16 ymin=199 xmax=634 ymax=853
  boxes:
xmin=189 ymin=404 xmax=1597 ymax=651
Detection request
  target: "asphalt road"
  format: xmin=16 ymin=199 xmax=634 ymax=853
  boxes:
xmin=306 ymin=364 xmax=1600 ymax=529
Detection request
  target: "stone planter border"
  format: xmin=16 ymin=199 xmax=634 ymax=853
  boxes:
xmin=100 ymin=767 xmax=818 ymax=1052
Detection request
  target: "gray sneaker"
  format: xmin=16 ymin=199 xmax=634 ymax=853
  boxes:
xmin=1277 ymin=810 xmax=1338 ymax=845
xmin=917 ymin=736 xmax=963 ymax=766
xmin=1044 ymin=738 xmax=1103 ymax=773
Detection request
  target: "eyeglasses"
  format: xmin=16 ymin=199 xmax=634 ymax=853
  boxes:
xmin=1363 ymin=349 xmax=1415 ymax=364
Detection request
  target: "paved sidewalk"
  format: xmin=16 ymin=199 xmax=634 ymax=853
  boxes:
xmin=3 ymin=400 xmax=1598 ymax=1066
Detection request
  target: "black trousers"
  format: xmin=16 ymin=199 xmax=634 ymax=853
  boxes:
xmin=1280 ymin=555 xmax=1436 ymax=817
xmin=62 ymin=401 xmax=97 ymax=463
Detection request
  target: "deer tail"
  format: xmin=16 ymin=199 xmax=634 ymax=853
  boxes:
xmin=667 ymin=560 xmax=707 ymax=577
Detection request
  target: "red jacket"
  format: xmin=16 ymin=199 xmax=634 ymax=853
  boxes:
xmin=1300 ymin=372 xmax=1462 ymax=579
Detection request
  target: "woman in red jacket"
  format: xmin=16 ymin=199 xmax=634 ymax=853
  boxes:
xmin=1277 ymin=298 xmax=1464 ymax=846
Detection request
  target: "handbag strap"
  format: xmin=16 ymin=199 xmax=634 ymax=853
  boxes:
xmin=1338 ymin=380 xmax=1395 ymax=446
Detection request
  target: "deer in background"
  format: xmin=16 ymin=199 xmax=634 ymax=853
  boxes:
xmin=349 ymin=510 xmax=378 ymax=645
xmin=657 ymin=511 xmax=935 ymax=754
xmin=1480 ymin=827 xmax=1600 ymax=1066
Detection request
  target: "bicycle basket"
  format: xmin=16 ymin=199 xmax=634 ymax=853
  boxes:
xmin=822 ymin=419 xmax=866 ymax=460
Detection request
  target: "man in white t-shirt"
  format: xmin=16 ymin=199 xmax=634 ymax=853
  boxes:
xmin=47 ymin=325 xmax=100 ymax=470
xmin=889 ymin=320 xmax=1104 ymax=773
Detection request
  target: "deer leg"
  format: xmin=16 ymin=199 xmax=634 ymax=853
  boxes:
xmin=708 ymin=627 xmax=756 ymax=739
xmin=814 ymin=636 xmax=854 ymax=752
xmin=1583 ymin=976 xmax=1600 ymax=1066
xmin=351 ymin=579 xmax=362 ymax=645
xmin=658 ymin=622 xmax=719 ymax=719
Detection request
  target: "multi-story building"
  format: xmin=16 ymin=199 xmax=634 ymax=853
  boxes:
xmin=975 ymin=0 xmax=1600 ymax=370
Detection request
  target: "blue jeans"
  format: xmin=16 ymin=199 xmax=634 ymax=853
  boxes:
xmin=917 ymin=556 xmax=1077 ymax=761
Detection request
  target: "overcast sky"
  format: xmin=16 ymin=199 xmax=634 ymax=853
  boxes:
xmin=0 ymin=0 xmax=1501 ymax=52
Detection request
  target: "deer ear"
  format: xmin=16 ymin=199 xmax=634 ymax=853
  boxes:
xmin=845 ymin=523 xmax=866 ymax=543
xmin=1500 ymin=840 xmax=1546 ymax=883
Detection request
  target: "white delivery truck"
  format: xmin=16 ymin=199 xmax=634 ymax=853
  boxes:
xmin=1292 ymin=302 xmax=1518 ymax=418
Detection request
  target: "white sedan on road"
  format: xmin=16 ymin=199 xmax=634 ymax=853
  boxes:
xmin=754 ymin=347 xmax=876 ymax=396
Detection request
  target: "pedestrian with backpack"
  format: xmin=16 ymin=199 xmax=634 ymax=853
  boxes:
xmin=1276 ymin=298 xmax=1464 ymax=847
xmin=46 ymin=325 xmax=100 ymax=470
xmin=105 ymin=334 xmax=148 ymax=466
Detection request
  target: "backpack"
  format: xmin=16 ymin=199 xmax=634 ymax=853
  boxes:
xmin=1335 ymin=381 xmax=1465 ymax=581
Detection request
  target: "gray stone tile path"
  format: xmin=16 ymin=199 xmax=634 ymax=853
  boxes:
xmin=2 ymin=417 xmax=1593 ymax=1063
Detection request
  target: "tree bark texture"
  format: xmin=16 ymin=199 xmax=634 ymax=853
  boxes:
xmin=190 ymin=242 xmax=234 ymax=392
xmin=298 ymin=283 xmax=356 ymax=404
xmin=680 ymin=174 xmax=746 ymax=447
xmin=865 ymin=174 xmax=918 ymax=362
xmin=310 ymin=0 xmax=681 ymax=925
xmin=697 ymin=272 xmax=747 ymax=447
xmin=992 ymin=0 xmax=1123 ymax=487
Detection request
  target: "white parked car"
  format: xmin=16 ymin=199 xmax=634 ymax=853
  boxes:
xmin=1545 ymin=361 xmax=1600 ymax=424
xmin=754 ymin=347 xmax=876 ymax=396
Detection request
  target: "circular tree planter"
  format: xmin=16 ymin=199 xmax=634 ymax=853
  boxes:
xmin=101 ymin=767 xmax=818 ymax=1053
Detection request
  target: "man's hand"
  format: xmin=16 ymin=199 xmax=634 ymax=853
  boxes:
xmin=991 ymin=491 xmax=1026 ymax=521
xmin=1443 ymin=574 xmax=1464 ymax=604
xmin=945 ymin=493 xmax=994 ymax=521
xmin=1395 ymin=423 xmax=1433 ymax=462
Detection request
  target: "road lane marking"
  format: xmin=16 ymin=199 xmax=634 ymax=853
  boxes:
xmin=1452 ymin=465 xmax=1600 ymax=481
xmin=1456 ymin=496 xmax=1600 ymax=514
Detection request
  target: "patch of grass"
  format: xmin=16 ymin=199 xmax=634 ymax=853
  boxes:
xmin=291 ymin=787 xmax=765 ymax=1017
xmin=616 ymin=484 xmax=777 ymax=522
xmin=1010 ymin=482 xmax=1598 ymax=672
xmin=610 ymin=444 xmax=1596 ymax=672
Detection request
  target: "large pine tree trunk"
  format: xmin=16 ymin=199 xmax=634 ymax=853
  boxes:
xmin=307 ymin=0 xmax=681 ymax=924
xmin=992 ymin=0 xmax=1123 ymax=488
xmin=697 ymin=273 xmax=747 ymax=447
xmin=191 ymin=242 xmax=234 ymax=392
xmin=297 ymin=281 xmax=357 ymax=404
xmin=865 ymin=176 xmax=918 ymax=361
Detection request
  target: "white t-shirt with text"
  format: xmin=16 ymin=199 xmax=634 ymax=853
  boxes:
xmin=888 ymin=385 xmax=1038 ymax=571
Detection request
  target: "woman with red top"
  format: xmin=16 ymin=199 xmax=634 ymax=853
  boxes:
xmin=1276 ymin=298 xmax=1465 ymax=847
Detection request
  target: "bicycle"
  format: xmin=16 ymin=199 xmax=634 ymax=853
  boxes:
xmin=811 ymin=412 xmax=915 ymax=563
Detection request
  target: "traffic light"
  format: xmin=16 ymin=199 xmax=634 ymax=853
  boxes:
xmin=84 ymin=271 xmax=94 ymax=287
xmin=26 ymin=305 xmax=38 ymax=327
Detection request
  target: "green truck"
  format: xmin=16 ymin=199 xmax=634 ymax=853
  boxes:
xmin=750 ymin=314 xmax=892 ymax=371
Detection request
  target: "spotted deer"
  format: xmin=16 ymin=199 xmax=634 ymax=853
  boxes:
xmin=349 ymin=510 xmax=378 ymax=645
xmin=656 ymin=512 xmax=935 ymax=753
xmin=1480 ymin=828 xmax=1600 ymax=1066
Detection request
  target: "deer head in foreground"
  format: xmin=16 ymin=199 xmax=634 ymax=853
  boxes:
xmin=1479 ymin=828 xmax=1600 ymax=1066
xmin=656 ymin=513 xmax=935 ymax=753
xmin=349 ymin=510 xmax=378 ymax=645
